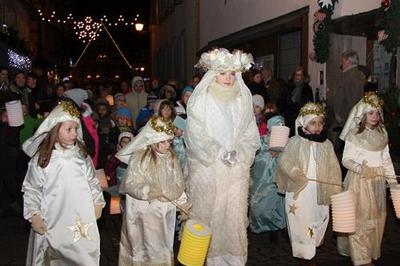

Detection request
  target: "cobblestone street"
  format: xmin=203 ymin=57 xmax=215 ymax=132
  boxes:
xmin=1 ymin=196 xmax=400 ymax=266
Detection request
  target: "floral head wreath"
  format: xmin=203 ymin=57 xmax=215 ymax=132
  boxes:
xmin=362 ymin=91 xmax=384 ymax=109
xmin=150 ymin=116 xmax=174 ymax=135
xmin=195 ymin=48 xmax=254 ymax=72
xmin=299 ymin=102 xmax=326 ymax=117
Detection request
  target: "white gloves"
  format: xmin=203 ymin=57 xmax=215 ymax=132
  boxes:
xmin=31 ymin=213 xmax=47 ymax=235
xmin=221 ymin=150 xmax=239 ymax=167
xmin=81 ymin=102 xmax=92 ymax=118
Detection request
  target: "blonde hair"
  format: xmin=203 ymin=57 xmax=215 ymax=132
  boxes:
xmin=140 ymin=143 xmax=176 ymax=171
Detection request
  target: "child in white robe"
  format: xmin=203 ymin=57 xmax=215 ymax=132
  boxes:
xmin=337 ymin=92 xmax=397 ymax=266
xmin=116 ymin=116 xmax=189 ymax=266
xmin=22 ymin=101 xmax=105 ymax=266
xmin=274 ymin=102 xmax=342 ymax=264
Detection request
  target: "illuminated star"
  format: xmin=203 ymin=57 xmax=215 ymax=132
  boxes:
xmin=67 ymin=217 xmax=93 ymax=242
xmin=288 ymin=203 xmax=298 ymax=215
xmin=307 ymin=227 xmax=314 ymax=238
xmin=318 ymin=0 xmax=334 ymax=8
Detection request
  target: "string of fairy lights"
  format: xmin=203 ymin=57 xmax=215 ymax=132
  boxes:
xmin=36 ymin=9 xmax=143 ymax=43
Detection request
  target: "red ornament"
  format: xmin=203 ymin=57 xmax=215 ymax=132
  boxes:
xmin=381 ymin=0 xmax=391 ymax=9
xmin=314 ymin=11 xmax=327 ymax=22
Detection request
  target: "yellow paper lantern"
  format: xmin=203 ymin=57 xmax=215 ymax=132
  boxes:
xmin=178 ymin=219 xmax=211 ymax=266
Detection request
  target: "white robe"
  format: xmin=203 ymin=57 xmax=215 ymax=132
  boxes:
xmin=118 ymin=150 xmax=186 ymax=266
xmin=185 ymin=76 xmax=260 ymax=266
xmin=22 ymin=145 xmax=105 ymax=266
xmin=285 ymin=144 xmax=329 ymax=259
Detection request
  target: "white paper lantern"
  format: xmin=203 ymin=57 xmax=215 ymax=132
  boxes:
xmin=331 ymin=191 xmax=356 ymax=233
xmin=269 ymin=125 xmax=290 ymax=151
xmin=390 ymin=184 xmax=400 ymax=218
xmin=5 ymin=100 xmax=24 ymax=127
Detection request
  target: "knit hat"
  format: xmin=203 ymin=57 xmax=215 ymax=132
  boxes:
xmin=23 ymin=101 xmax=83 ymax=157
xmin=118 ymin=131 xmax=134 ymax=143
xmin=339 ymin=92 xmax=384 ymax=140
xmin=295 ymin=102 xmax=325 ymax=135
xmin=116 ymin=107 xmax=132 ymax=119
xmin=252 ymin=94 xmax=265 ymax=109
xmin=64 ymin=88 xmax=88 ymax=107
xmin=181 ymin=86 xmax=194 ymax=97
xmin=114 ymin=93 xmax=124 ymax=101
xmin=147 ymin=94 xmax=158 ymax=104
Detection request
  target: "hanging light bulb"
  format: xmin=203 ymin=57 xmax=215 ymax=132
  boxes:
xmin=135 ymin=22 xmax=144 ymax=31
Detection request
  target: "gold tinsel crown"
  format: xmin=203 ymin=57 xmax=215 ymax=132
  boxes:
xmin=299 ymin=102 xmax=326 ymax=117
xmin=150 ymin=116 xmax=174 ymax=135
xmin=59 ymin=101 xmax=80 ymax=118
xmin=362 ymin=91 xmax=383 ymax=109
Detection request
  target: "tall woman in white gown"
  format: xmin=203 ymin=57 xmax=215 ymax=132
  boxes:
xmin=185 ymin=48 xmax=260 ymax=266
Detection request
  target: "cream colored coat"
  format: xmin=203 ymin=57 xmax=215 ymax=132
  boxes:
xmin=337 ymin=127 xmax=396 ymax=265
xmin=185 ymin=72 xmax=260 ymax=265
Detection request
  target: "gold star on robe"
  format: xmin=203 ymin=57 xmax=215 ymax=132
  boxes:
xmin=307 ymin=227 xmax=314 ymax=238
xmin=288 ymin=203 xmax=298 ymax=215
xmin=67 ymin=217 xmax=93 ymax=242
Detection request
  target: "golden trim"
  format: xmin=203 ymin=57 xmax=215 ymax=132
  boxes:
xmin=362 ymin=92 xmax=383 ymax=109
xmin=59 ymin=101 xmax=80 ymax=118
xmin=299 ymin=102 xmax=325 ymax=117
xmin=150 ymin=116 xmax=174 ymax=135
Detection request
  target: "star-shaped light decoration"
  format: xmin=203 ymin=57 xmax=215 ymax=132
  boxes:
xmin=67 ymin=217 xmax=94 ymax=242
xmin=288 ymin=203 xmax=298 ymax=215
xmin=318 ymin=0 xmax=334 ymax=8
xmin=307 ymin=227 xmax=314 ymax=238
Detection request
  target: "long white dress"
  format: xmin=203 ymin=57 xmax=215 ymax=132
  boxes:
xmin=185 ymin=78 xmax=260 ymax=266
xmin=118 ymin=150 xmax=186 ymax=266
xmin=285 ymin=144 xmax=329 ymax=259
xmin=23 ymin=144 xmax=105 ymax=266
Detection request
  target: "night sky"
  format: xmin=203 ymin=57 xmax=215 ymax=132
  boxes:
xmin=60 ymin=0 xmax=150 ymax=79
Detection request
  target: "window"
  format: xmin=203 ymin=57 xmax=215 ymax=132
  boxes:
xmin=278 ymin=31 xmax=301 ymax=81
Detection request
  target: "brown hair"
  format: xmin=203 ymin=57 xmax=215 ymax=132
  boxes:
xmin=158 ymin=100 xmax=176 ymax=121
xmin=357 ymin=112 xmax=384 ymax=134
xmin=36 ymin=122 xmax=87 ymax=168
xmin=140 ymin=143 xmax=176 ymax=172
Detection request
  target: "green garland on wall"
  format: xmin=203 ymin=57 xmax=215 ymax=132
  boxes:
xmin=378 ymin=0 xmax=400 ymax=53
xmin=312 ymin=0 xmax=339 ymax=63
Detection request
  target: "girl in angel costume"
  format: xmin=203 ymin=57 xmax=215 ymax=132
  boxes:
xmin=116 ymin=116 xmax=189 ymax=266
xmin=185 ymin=48 xmax=260 ymax=266
xmin=22 ymin=101 xmax=105 ymax=266
xmin=274 ymin=102 xmax=342 ymax=265
xmin=249 ymin=95 xmax=287 ymax=234
xmin=337 ymin=92 xmax=397 ymax=266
